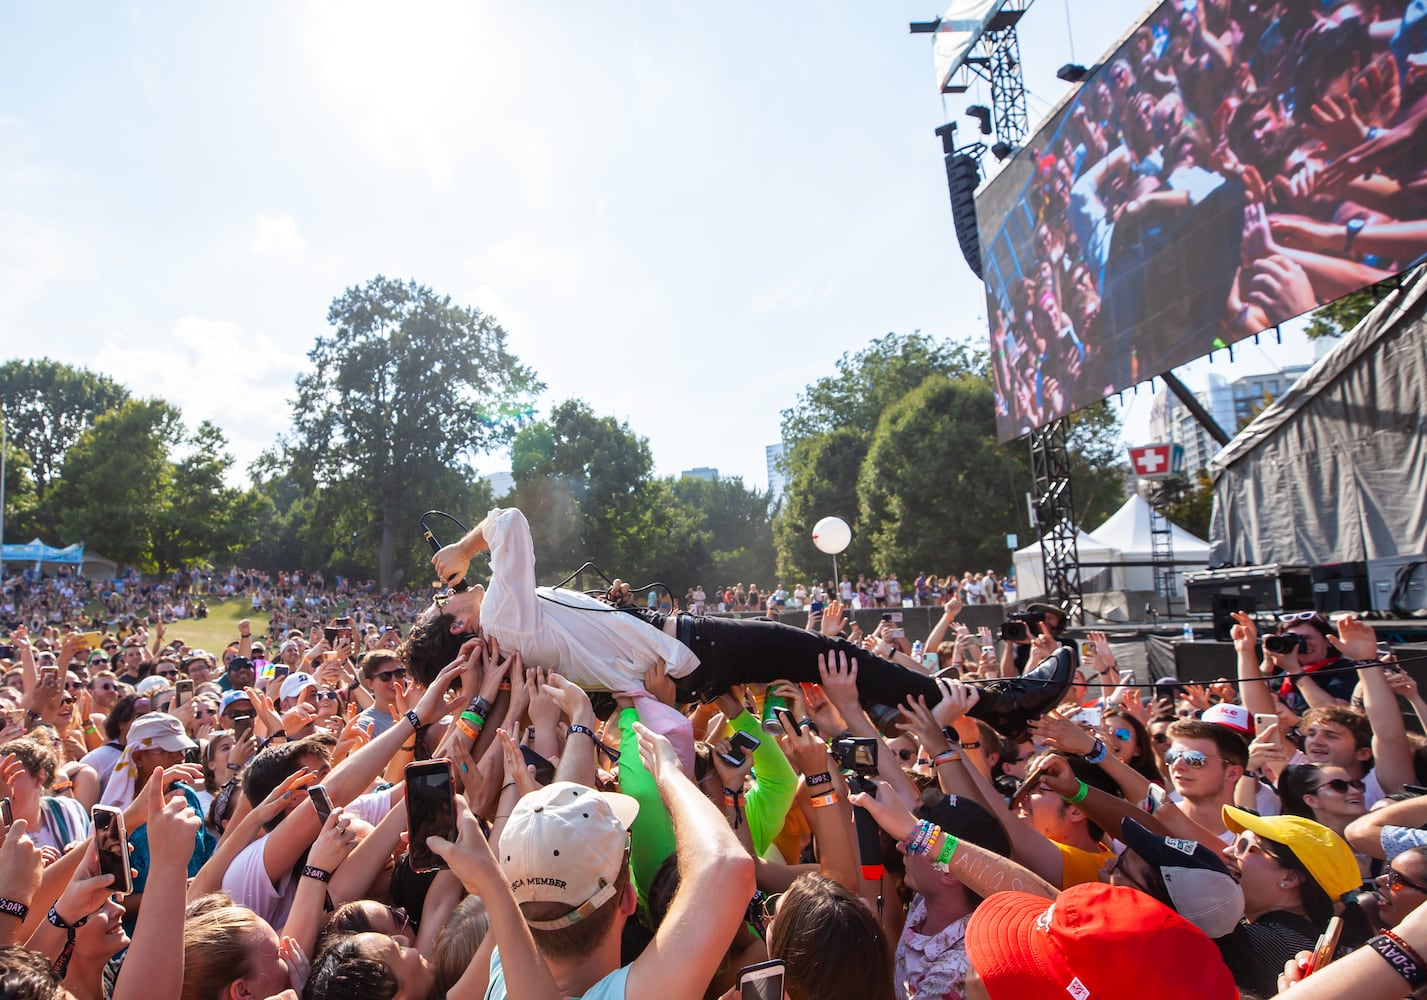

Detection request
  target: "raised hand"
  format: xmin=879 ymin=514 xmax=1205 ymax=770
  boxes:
xmin=1327 ymin=614 xmax=1378 ymax=662
xmin=930 ymin=677 xmax=980 ymax=728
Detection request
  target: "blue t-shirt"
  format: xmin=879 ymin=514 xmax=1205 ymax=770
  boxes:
xmin=485 ymin=946 xmax=630 ymax=1000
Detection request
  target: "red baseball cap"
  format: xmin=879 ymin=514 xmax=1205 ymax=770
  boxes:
xmin=965 ymin=883 xmax=1237 ymax=1000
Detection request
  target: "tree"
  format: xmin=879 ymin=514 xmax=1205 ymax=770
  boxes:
xmin=0 ymin=359 xmax=129 ymax=501
xmin=1305 ymin=278 xmax=1396 ymax=339
xmin=773 ymin=428 xmax=870 ymax=585
xmin=781 ymin=332 xmax=983 ymax=446
xmin=859 ymin=374 xmax=1031 ymax=575
xmin=0 ymin=444 xmax=41 ymax=542
xmin=507 ymin=399 xmax=664 ymax=585
xmin=149 ymin=423 xmax=262 ymax=573
xmin=666 ymin=475 xmax=776 ymax=592
xmin=1157 ymin=472 xmax=1214 ymax=541
xmin=49 ymin=399 xmax=182 ymax=567
xmin=286 ymin=277 xmax=542 ymax=590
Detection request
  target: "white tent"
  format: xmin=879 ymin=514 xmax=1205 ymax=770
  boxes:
xmin=1088 ymin=494 xmax=1212 ymax=594
xmin=1012 ymin=525 xmax=1121 ymax=601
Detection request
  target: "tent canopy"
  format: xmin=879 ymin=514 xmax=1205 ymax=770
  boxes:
xmin=1013 ymin=525 xmax=1119 ymax=601
xmin=1 ymin=539 xmax=84 ymax=565
xmin=1090 ymin=494 xmax=1210 ymax=558
xmin=1209 ymin=266 xmax=1427 ymax=566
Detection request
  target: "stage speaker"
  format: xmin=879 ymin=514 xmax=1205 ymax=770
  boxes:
xmin=944 ymin=152 xmax=983 ymax=280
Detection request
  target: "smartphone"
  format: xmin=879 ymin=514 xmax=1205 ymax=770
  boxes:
xmin=888 ymin=628 xmax=905 ymax=640
xmin=809 ymin=601 xmax=824 ymax=614
xmin=4 ymin=708 xmax=22 ymax=730
xmin=274 ymin=664 xmax=290 ymax=679
xmin=79 ymin=631 xmax=104 ymax=649
xmin=1 ymin=798 xmax=12 ymax=827
xmin=334 ymin=617 xmax=353 ymax=647
xmin=1304 ymin=915 xmax=1343 ymax=976
xmin=41 ymin=666 xmax=58 ymax=686
xmin=308 ymin=784 xmax=334 ymax=825
xmin=92 ymin=805 xmax=134 ymax=894
xmin=183 ymin=746 xmax=202 ymax=766
xmin=405 ymin=759 xmax=456 ymax=873
xmin=323 ymin=626 xmax=339 ymax=647
xmin=519 ymin=745 xmax=557 ymax=786
xmin=0 ymin=645 xmax=14 ymax=660
xmin=738 ymin=959 xmax=786 ymax=1000
xmin=1070 ymin=707 xmax=1102 ymax=728
xmin=175 ymin=678 xmax=194 ymax=708
xmin=773 ymin=706 xmax=802 ymax=736
xmin=1080 ymin=640 xmax=1097 ymax=658
xmin=718 ymin=729 xmax=762 ymax=768
xmin=880 ymin=613 xmax=894 ymax=623
xmin=1254 ymin=713 xmax=1278 ymax=738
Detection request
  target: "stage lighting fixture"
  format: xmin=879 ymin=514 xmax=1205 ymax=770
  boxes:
xmin=967 ymin=104 xmax=993 ymax=135
xmin=909 ymin=19 xmax=941 ymax=33
xmin=1057 ymin=63 xmax=1090 ymax=83
xmin=991 ymin=141 xmax=1014 ymax=161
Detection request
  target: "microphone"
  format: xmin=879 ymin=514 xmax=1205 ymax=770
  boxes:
xmin=420 ymin=517 xmax=468 ymax=593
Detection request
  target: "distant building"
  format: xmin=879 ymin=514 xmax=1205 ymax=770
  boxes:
xmin=483 ymin=470 xmax=515 ymax=499
xmin=681 ymin=467 xmax=718 ymax=481
xmin=1145 ymin=365 xmax=1313 ymax=476
xmin=766 ymin=443 xmax=787 ymax=500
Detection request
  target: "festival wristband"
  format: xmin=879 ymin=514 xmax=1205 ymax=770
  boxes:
xmin=301 ymin=865 xmax=333 ymax=883
xmin=1062 ymin=780 xmax=1089 ymax=804
xmin=455 ymin=716 xmax=482 ymax=742
xmin=1083 ymin=739 xmax=1107 ymax=764
xmin=1369 ymin=932 xmax=1427 ymax=989
xmin=931 ymin=749 xmax=961 ymax=767
xmin=809 ymin=790 xmax=840 ymax=809
xmin=405 ymin=709 xmax=422 ymax=732
xmin=931 ymin=833 xmax=959 ymax=873
xmin=0 ymin=897 xmax=29 ymax=921
xmin=805 ymin=771 xmax=833 ymax=787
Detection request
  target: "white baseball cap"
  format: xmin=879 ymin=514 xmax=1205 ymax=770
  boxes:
xmin=126 ymin=711 xmax=198 ymax=752
xmin=1200 ymin=703 xmax=1252 ymax=737
xmin=499 ymin=781 xmax=639 ymax=930
xmin=280 ymin=671 xmax=318 ymax=702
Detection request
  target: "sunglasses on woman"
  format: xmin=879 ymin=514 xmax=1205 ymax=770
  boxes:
xmin=1163 ymin=748 xmax=1228 ymax=768
xmin=1314 ymin=777 xmax=1365 ymax=795
xmin=1278 ymin=611 xmax=1326 ymax=624
xmin=1381 ymin=867 xmax=1427 ymax=895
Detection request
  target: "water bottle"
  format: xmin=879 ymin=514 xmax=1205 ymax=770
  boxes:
xmin=911 ymin=640 xmax=923 ymax=659
xmin=1182 ymin=622 xmax=1194 ymax=642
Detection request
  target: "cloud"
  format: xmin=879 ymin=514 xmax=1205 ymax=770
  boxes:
xmin=249 ymin=213 xmax=307 ymax=255
xmin=90 ymin=315 xmax=308 ymax=477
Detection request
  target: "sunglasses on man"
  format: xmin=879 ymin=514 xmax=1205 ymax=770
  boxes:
xmin=1163 ymin=748 xmax=1230 ymax=769
xmin=373 ymin=668 xmax=408 ymax=684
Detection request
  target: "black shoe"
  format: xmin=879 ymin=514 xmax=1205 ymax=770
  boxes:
xmin=966 ymin=646 xmax=1076 ymax=739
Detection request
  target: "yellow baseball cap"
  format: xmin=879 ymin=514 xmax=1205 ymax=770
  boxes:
xmin=1222 ymin=806 xmax=1362 ymax=898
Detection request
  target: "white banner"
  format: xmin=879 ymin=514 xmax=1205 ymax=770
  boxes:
xmin=933 ymin=0 xmax=1005 ymax=91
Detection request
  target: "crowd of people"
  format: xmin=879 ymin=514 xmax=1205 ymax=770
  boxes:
xmin=686 ymin=571 xmax=1009 ymax=616
xmin=1 ymin=506 xmax=1427 ymax=1000
xmin=1 ymin=566 xmax=429 ymax=638
xmin=987 ymin=0 xmax=1427 ymax=436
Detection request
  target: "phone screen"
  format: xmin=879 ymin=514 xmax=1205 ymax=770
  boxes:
xmin=93 ymin=806 xmax=133 ymax=894
xmin=175 ymin=680 xmax=193 ymax=707
xmin=1 ymin=797 xmax=12 ymax=827
xmin=308 ymin=785 xmax=334 ymax=825
xmin=739 ymin=961 xmax=786 ymax=1000
xmin=406 ymin=760 xmax=455 ymax=872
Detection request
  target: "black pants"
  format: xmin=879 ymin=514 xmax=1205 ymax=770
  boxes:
xmin=626 ymin=610 xmax=942 ymax=707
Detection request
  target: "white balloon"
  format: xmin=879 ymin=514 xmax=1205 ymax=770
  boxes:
xmin=811 ymin=516 xmax=852 ymax=555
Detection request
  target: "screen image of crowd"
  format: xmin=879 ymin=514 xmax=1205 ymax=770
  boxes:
xmin=981 ymin=0 xmax=1427 ymax=441
xmin=7 ymin=514 xmax=1427 ymax=1000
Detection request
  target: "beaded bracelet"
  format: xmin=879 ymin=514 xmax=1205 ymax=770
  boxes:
xmin=1062 ymin=780 xmax=1089 ymax=804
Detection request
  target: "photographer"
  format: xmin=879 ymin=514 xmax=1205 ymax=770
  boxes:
xmin=997 ymin=602 xmax=1076 ymax=678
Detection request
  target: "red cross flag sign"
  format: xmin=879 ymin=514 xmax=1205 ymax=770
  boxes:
xmin=1128 ymin=443 xmax=1183 ymax=480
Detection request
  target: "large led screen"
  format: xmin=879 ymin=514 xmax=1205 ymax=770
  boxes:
xmin=981 ymin=0 xmax=1427 ymax=441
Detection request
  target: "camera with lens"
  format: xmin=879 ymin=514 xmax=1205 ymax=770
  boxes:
xmin=999 ymin=611 xmax=1046 ymax=642
xmin=1263 ymin=633 xmax=1308 ymax=655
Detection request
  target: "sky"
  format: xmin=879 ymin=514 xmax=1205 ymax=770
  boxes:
xmin=1 ymin=1 xmax=1321 ymax=493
